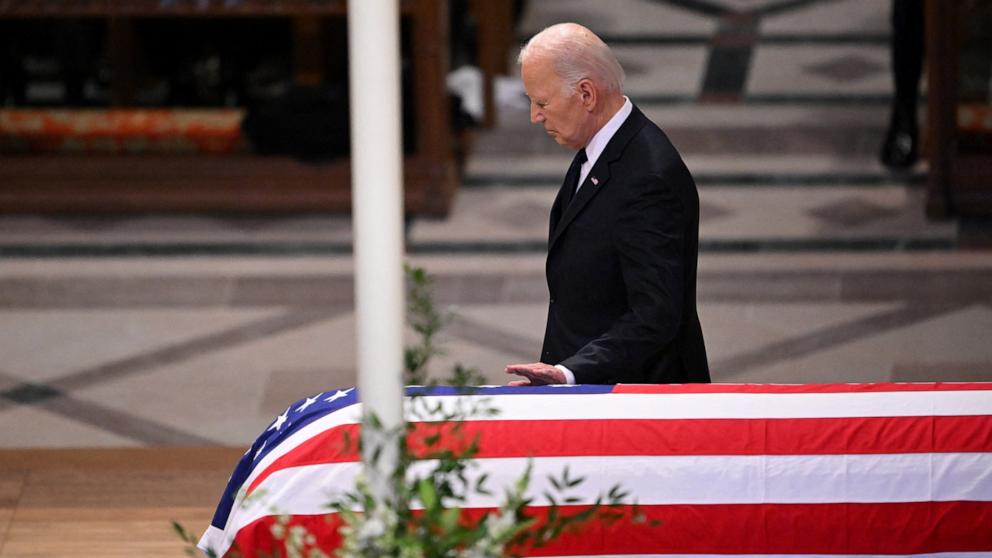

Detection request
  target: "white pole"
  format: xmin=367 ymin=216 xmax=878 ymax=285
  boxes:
xmin=347 ymin=0 xmax=405 ymax=497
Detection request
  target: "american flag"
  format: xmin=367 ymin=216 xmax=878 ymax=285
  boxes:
xmin=200 ymin=383 xmax=992 ymax=557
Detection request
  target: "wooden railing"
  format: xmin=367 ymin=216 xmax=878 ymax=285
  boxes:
xmin=0 ymin=0 xmax=459 ymax=216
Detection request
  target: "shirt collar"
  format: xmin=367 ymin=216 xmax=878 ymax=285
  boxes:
xmin=583 ymin=96 xmax=632 ymax=170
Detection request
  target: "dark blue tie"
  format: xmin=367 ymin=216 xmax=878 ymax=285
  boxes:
xmin=563 ymin=148 xmax=587 ymax=208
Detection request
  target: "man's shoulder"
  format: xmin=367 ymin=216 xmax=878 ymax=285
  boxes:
xmin=627 ymin=104 xmax=667 ymax=134
xmin=624 ymin=121 xmax=683 ymax=167
xmin=614 ymin=106 xmax=670 ymax=149
xmin=615 ymin=112 xmax=694 ymax=188
xmin=635 ymin=110 xmax=676 ymax=144
xmin=602 ymin=104 xmax=690 ymax=184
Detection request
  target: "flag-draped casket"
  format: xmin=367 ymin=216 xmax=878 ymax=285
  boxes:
xmin=199 ymin=383 xmax=992 ymax=557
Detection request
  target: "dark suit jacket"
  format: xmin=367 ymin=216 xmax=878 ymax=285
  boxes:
xmin=540 ymin=104 xmax=710 ymax=384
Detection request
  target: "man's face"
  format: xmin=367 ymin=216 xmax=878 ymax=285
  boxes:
xmin=521 ymin=56 xmax=590 ymax=150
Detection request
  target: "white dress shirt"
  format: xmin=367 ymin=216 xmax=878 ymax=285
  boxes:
xmin=577 ymin=96 xmax=632 ymax=192
xmin=555 ymin=96 xmax=633 ymax=385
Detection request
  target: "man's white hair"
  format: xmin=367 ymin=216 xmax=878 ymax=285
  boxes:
xmin=518 ymin=23 xmax=625 ymax=95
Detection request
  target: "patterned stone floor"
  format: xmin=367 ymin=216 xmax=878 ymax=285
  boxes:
xmin=1 ymin=0 xmax=991 ymax=450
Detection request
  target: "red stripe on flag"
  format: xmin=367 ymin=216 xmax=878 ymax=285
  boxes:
xmin=246 ymin=423 xmax=361 ymax=495
xmin=247 ymin=414 xmax=992 ymax=495
xmin=613 ymin=382 xmax=992 ymax=394
xmin=228 ymin=501 xmax=992 ymax=557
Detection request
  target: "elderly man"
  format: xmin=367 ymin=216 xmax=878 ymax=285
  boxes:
xmin=505 ymin=23 xmax=709 ymax=386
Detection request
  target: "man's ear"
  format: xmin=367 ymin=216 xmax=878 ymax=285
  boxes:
xmin=577 ymin=79 xmax=597 ymax=111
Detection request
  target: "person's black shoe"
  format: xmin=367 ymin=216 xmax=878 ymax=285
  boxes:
xmin=880 ymin=108 xmax=918 ymax=169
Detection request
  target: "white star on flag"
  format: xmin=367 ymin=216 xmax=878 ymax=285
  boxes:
xmin=253 ymin=441 xmax=266 ymax=460
xmin=324 ymin=388 xmax=353 ymax=404
xmin=296 ymin=393 xmax=323 ymax=413
xmin=267 ymin=407 xmax=289 ymax=432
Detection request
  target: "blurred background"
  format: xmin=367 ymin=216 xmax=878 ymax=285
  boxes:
xmin=2 ymin=0 xmax=992 ymax=446
xmin=0 ymin=0 xmax=990 ymax=554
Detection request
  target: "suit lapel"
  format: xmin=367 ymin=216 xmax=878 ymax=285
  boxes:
xmin=548 ymin=105 xmax=648 ymax=251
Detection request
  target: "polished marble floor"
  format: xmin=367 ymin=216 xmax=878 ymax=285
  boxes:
xmin=1 ymin=0 xmax=991 ymax=451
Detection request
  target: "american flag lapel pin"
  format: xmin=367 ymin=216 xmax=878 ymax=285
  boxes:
xmin=591 ymin=176 xmax=599 ymax=186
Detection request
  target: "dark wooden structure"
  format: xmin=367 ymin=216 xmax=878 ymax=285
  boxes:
xmin=470 ymin=0 xmax=514 ymax=129
xmin=0 ymin=0 xmax=459 ymax=216
xmin=925 ymin=0 xmax=992 ymax=218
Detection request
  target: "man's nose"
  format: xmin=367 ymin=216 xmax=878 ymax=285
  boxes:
xmin=530 ymin=105 xmax=544 ymax=124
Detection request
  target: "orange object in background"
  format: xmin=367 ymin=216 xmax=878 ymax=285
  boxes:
xmin=958 ymin=104 xmax=992 ymax=134
xmin=0 ymin=109 xmax=245 ymax=154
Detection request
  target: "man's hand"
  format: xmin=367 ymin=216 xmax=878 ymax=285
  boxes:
xmin=504 ymin=362 xmax=566 ymax=386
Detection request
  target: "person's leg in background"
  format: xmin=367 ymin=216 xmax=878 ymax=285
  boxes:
xmin=881 ymin=0 xmax=925 ymax=169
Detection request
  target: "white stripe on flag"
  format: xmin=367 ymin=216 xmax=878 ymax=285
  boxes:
xmin=414 ymin=391 xmax=992 ymax=421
